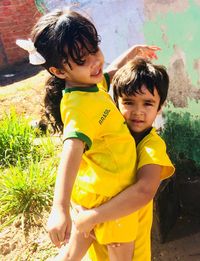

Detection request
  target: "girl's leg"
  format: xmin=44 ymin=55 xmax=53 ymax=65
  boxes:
xmin=107 ymin=241 xmax=134 ymax=261
xmin=53 ymin=225 xmax=94 ymax=261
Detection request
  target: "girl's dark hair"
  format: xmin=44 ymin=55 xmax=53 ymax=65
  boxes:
xmin=31 ymin=9 xmax=100 ymax=132
xmin=113 ymin=58 xmax=169 ymax=110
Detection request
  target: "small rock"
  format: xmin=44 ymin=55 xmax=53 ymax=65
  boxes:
xmin=14 ymin=219 xmax=21 ymax=228
xmin=1 ymin=243 xmax=11 ymax=255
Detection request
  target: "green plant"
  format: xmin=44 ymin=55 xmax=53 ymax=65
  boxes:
xmin=0 ymin=158 xmax=57 ymax=230
xmin=34 ymin=135 xmax=62 ymax=158
xmin=0 ymin=110 xmax=37 ymax=167
xmin=161 ymin=109 xmax=200 ymax=178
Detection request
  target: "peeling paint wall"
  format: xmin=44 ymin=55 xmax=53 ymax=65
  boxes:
xmin=35 ymin=0 xmax=200 ymax=105
xmin=143 ymin=0 xmax=200 ymax=107
xmin=35 ymin=0 xmax=199 ymax=172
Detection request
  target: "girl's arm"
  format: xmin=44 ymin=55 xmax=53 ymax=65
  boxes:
xmin=74 ymin=164 xmax=161 ymax=235
xmin=47 ymin=138 xmax=84 ymax=247
xmin=106 ymin=45 xmax=161 ymax=81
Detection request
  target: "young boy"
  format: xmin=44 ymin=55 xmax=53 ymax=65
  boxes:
xmin=74 ymin=58 xmax=175 ymax=261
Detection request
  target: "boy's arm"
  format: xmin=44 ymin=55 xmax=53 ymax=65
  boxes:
xmin=47 ymin=138 xmax=84 ymax=247
xmin=106 ymin=45 xmax=160 ymax=81
xmin=74 ymin=164 xmax=161 ymax=235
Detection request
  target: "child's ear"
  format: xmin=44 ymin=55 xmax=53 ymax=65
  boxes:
xmin=49 ymin=66 xmax=68 ymax=79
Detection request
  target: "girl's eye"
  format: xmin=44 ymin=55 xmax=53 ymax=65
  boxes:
xmin=78 ymin=59 xmax=86 ymax=65
xmin=76 ymin=56 xmax=86 ymax=65
xmin=91 ymin=47 xmax=99 ymax=54
xmin=78 ymin=51 xmax=88 ymax=64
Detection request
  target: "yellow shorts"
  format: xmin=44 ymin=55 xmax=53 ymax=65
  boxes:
xmin=71 ymin=185 xmax=138 ymax=245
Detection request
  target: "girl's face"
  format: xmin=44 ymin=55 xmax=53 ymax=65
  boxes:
xmin=118 ymin=85 xmax=161 ymax=135
xmin=63 ymin=48 xmax=104 ymax=87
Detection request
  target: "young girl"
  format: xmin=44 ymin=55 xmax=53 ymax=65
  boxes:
xmin=16 ymin=9 xmax=160 ymax=261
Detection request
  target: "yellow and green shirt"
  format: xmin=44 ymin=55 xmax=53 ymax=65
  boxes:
xmin=60 ymin=74 xmax=137 ymax=198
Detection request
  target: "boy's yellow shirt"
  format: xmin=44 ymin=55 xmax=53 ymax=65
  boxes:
xmin=88 ymin=127 xmax=175 ymax=260
xmin=60 ymin=73 xmax=137 ymax=198
xmin=137 ymin=127 xmax=175 ymax=179
xmin=133 ymin=127 xmax=175 ymax=261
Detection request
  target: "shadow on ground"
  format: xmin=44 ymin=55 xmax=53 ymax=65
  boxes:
xmin=166 ymin=214 xmax=200 ymax=242
xmin=152 ymin=213 xmax=200 ymax=260
xmin=0 ymin=60 xmax=43 ymax=86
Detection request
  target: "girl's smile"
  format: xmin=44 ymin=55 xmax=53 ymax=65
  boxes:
xmin=90 ymin=68 xmax=102 ymax=77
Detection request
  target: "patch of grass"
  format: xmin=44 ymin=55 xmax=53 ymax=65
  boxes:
xmin=0 ymin=109 xmax=61 ymax=231
xmin=34 ymin=135 xmax=62 ymax=158
xmin=0 ymin=110 xmax=39 ymax=167
xmin=0 ymin=109 xmax=61 ymax=168
xmin=0 ymin=158 xmax=57 ymax=230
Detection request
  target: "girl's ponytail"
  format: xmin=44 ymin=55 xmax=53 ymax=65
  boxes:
xmin=44 ymin=76 xmax=65 ymax=133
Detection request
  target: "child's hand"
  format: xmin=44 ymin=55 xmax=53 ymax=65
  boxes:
xmin=47 ymin=206 xmax=72 ymax=248
xmin=74 ymin=209 xmax=96 ymax=238
xmin=134 ymin=45 xmax=161 ymax=60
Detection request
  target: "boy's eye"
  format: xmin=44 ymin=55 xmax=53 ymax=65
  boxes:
xmin=145 ymin=102 xmax=153 ymax=106
xmin=123 ymin=101 xmax=133 ymax=105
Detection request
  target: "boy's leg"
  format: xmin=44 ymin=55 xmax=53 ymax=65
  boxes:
xmin=53 ymin=225 xmax=94 ymax=261
xmin=107 ymin=241 xmax=134 ymax=261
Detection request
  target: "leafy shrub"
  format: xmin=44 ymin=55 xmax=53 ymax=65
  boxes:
xmin=161 ymin=109 xmax=200 ymax=178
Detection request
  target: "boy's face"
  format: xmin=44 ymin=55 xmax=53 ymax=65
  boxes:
xmin=118 ymin=85 xmax=161 ymax=134
xmin=63 ymin=48 xmax=104 ymax=87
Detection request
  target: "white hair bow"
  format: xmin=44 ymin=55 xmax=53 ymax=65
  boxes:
xmin=16 ymin=39 xmax=46 ymax=65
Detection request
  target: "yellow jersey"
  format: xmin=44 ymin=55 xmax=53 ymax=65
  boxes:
xmin=61 ymin=73 xmax=137 ymax=198
xmin=88 ymin=127 xmax=175 ymax=259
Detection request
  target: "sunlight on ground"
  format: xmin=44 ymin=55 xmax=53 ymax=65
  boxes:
xmin=0 ymin=70 xmax=50 ymax=120
xmin=0 ymin=70 xmax=49 ymax=98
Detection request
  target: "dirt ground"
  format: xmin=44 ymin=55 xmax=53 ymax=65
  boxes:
xmin=152 ymin=214 xmax=200 ymax=260
xmin=0 ymin=62 xmax=200 ymax=260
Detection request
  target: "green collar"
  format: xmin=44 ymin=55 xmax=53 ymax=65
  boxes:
xmin=63 ymin=85 xmax=99 ymax=93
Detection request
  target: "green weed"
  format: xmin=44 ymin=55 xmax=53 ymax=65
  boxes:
xmin=0 ymin=110 xmax=37 ymax=167
xmin=0 ymin=110 xmax=61 ymax=168
xmin=0 ymin=158 xmax=57 ymax=230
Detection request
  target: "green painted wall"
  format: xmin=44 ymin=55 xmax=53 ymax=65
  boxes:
xmin=144 ymin=0 xmax=200 ymax=177
xmin=144 ymin=1 xmax=200 ymax=86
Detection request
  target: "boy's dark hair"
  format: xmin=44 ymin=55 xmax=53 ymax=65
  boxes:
xmin=113 ymin=58 xmax=169 ymax=110
xmin=31 ymin=9 xmax=100 ymax=132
